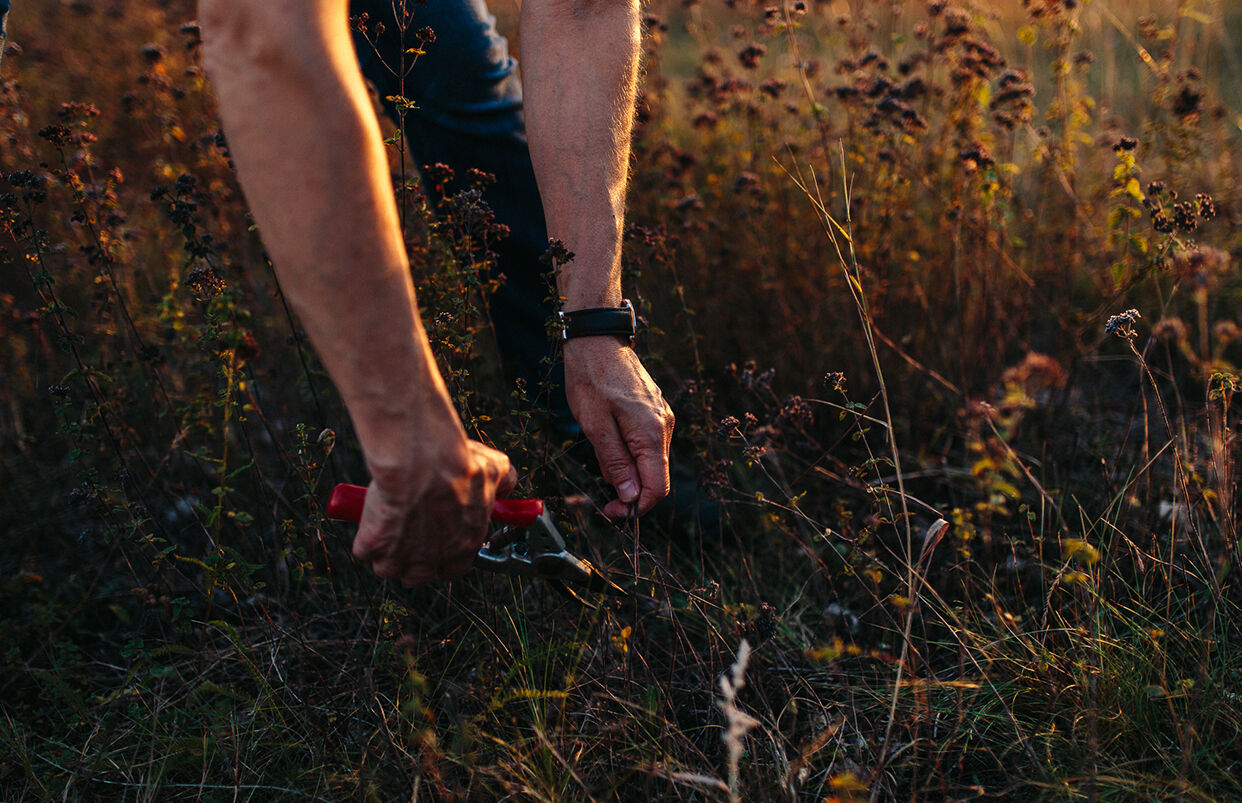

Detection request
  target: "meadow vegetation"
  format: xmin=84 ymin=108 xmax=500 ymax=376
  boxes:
xmin=3 ymin=0 xmax=1242 ymax=799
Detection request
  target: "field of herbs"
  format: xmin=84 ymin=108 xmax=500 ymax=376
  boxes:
xmin=3 ymin=0 xmax=1242 ymax=799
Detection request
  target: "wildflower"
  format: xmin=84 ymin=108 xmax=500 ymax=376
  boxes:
xmin=692 ymin=111 xmax=719 ymax=129
xmin=732 ymin=172 xmax=760 ymax=195
xmin=758 ymin=78 xmax=786 ymax=99
xmin=1001 ymin=352 xmax=1067 ymax=395
xmin=959 ymin=143 xmax=994 ymax=171
xmin=735 ymin=601 xmax=778 ymax=645
xmin=174 ymin=173 xmax=198 ymax=195
xmin=897 ymin=77 xmax=926 ymax=99
xmin=539 ymin=238 xmax=574 ymax=269
xmin=822 ymin=371 xmax=847 ymax=393
xmin=180 ymin=21 xmax=202 ymax=47
xmin=1151 ymin=317 xmax=1187 ymax=341
xmin=186 ymin=265 xmax=226 ymax=301
xmin=865 ymin=76 xmax=892 ymax=98
xmin=1195 ymin=192 xmax=1216 ymax=220
xmin=38 ymin=124 xmax=73 ymax=146
xmin=1104 ymin=308 xmax=1141 ymax=338
xmin=140 ymin=43 xmax=165 ymax=62
xmin=1172 ymin=245 xmax=1230 ymax=283
xmin=1172 ymin=201 xmax=1198 ymax=233
xmin=737 ymin=43 xmax=766 ymax=70
xmin=942 ymin=8 xmax=970 ymax=36
xmin=57 ymin=102 xmax=99 ymax=120
xmin=1172 ymin=84 xmax=1201 ymax=117
xmin=642 ymin=13 xmax=667 ymax=34
xmin=167 ymin=199 xmax=197 ymax=226
xmin=422 ymin=162 xmax=454 ymax=194
xmin=778 ymin=395 xmax=813 ymax=429
xmin=1113 ymin=136 xmax=1138 ymax=152
xmin=1213 ymin=321 xmax=1242 ymax=346
xmin=858 ymin=50 xmax=888 ymax=72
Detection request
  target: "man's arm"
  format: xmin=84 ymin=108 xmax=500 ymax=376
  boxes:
xmin=198 ymin=0 xmax=514 ymax=584
xmin=520 ymin=0 xmax=675 ymax=517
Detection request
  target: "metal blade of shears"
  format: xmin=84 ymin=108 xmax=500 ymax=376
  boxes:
xmin=326 ymin=483 xmax=625 ymax=595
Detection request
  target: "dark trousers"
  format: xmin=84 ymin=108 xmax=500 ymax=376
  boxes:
xmin=349 ymin=0 xmax=576 ymax=433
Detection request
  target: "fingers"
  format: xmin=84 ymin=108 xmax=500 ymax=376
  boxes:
xmin=561 ymin=339 xmax=676 ymax=519
xmin=628 ymin=403 xmax=675 ymax=516
xmin=632 ymin=430 xmax=672 ymax=515
xmin=354 ymin=439 xmax=515 ymax=586
xmin=470 ymin=440 xmax=518 ymax=497
xmin=594 ymin=403 xmax=675 ymax=518
xmin=589 ymin=416 xmax=641 ymax=509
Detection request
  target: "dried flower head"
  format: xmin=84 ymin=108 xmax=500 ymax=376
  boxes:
xmin=1001 ymin=352 xmax=1067 ymax=395
xmin=1213 ymin=321 xmax=1242 ymax=346
xmin=1151 ymin=317 xmax=1188 ymax=342
xmin=1105 ymin=308 xmax=1142 ymax=338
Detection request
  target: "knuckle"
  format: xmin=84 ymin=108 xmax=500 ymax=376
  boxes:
xmin=636 ymin=430 xmax=664 ymax=451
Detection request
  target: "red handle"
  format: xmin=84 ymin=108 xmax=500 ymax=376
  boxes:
xmin=326 ymin=483 xmax=543 ymax=527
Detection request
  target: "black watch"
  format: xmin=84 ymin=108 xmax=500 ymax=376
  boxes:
xmin=557 ymin=299 xmax=637 ymax=345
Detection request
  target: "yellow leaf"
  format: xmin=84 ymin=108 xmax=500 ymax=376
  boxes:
xmin=830 ymin=772 xmax=870 ymax=792
xmin=807 ymin=637 xmax=844 ymax=663
xmin=1064 ymin=538 xmax=1101 ymax=565
xmin=1064 ymin=570 xmax=1090 ymax=585
xmin=1126 ymin=177 xmax=1143 ymax=202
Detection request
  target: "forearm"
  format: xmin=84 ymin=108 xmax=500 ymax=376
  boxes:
xmin=199 ymin=0 xmax=462 ymax=475
xmin=520 ymin=0 xmax=641 ymax=310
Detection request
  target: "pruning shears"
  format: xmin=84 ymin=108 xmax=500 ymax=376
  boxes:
xmin=326 ymin=483 xmax=624 ymax=596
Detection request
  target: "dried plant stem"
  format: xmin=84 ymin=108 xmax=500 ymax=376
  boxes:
xmin=718 ymin=639 xmax=758 ymax=803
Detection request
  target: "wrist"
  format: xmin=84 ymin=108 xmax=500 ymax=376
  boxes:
xmin=364 ymin=417 xmax=470 ymax=496
xmin=352 ymin=387 xmax=469 ymax=483
xmin=561 ymin=289 xmax=624 ymax=310
xmin=554 ymin=251 xmax=623 ymax=310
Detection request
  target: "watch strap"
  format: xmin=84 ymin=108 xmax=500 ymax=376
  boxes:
xmin=558 ymin=300 xmax=637 ymax=343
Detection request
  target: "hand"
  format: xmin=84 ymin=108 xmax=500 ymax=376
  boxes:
xmin=352 ymin=437 xmax=517 ymax=585
xmin=563 ymin=337 xmax=675 ymax=517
